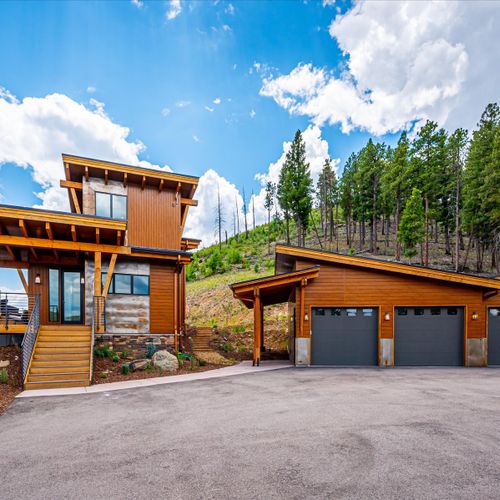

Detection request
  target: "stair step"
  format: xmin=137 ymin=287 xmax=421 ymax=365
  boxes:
xmin=38 ymin=335 xmax=90 ymax=341
xmin=36 ymin=347 xmax=89 ymax=354
xmin=32 ymin=359 xmax=88 ymax=367
xmin=39 ymin=325 xmax=90 ymax=331
xmin=30 ymin=365 xmax=89 ymax=374
xmin=37 ymin=340 xmax=90 ymax=348
xmin=28 ymin=371 xmax=89 ymax=382
xmin=24 ymin=380 xmax=90 ymax=390
xmin=34 ymin=353 xmax=89 ymax=361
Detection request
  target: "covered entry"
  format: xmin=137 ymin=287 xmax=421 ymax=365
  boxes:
xmin=394 ymin=307 xmax=464 ymax=366
xmin=311 ymin=307 xmax=378 ymax=366
xmin=230 ymin=266 xmax=320 ymax=365
xmin=488 ymin=308 xmax=500 ymax=366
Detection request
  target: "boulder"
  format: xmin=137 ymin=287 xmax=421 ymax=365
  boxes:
xmin=152 ymin=350 xmax=178 ymax=371
xmin=129 ymin=359 xmax=150 ymax=372
xmin=0 ymin=360 xmax=9 ymax=368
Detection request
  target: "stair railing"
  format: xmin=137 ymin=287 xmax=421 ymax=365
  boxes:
xmin=21 ymin=294 xmax=40 ymax=385
xmin=91 ymin=295 xmax=106 ymax=383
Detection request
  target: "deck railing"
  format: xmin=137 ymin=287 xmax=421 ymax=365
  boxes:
xmin=0 ymin=292 xmax=33 ymax=329
xmin=21 ymin=294 xmax=40 ymax=383
xmin=90 ymin=295 xmax=106 ymax=383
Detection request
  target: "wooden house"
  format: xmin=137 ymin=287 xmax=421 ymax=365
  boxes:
xmin=0 ymin=154 xmax=200 ymax=389
xmin=231 ymin=245 xmax=500 ymax=368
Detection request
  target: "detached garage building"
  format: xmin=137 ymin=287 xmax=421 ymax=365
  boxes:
xmin=230 ymin=245 xmax=500 ymax=368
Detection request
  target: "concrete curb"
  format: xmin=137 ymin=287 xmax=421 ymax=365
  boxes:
xmin=16 ymin=361 xmax=292 ymax=398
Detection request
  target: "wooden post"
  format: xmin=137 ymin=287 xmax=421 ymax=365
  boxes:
xmin=299 ymin=279 xmax=306 ymax=338
xmin=94 ymin=251 xmax=102 ymax=332
xmin=254 ymin=287 xmax=261 ymax=366
xmin=174 ymin=265 xmax=178 ymax=352
xmin=260 ymin=301 xmax=264 ymax=352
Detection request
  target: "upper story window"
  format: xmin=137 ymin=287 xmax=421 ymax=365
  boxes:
xmin=95 ymin=192 xmax=127 ymax=220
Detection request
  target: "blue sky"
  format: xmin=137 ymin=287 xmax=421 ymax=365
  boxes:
xmin=0 ymin=0 xmax=499 ymax=289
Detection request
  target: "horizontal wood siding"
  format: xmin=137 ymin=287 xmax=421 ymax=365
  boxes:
xmin=127 ymin=184 xmax=181 ymax=249
xmin=150 ymin=264 xmax=175 ymax=333
xmin=295 ymin=259 xmax=498 ymax=340
xmin=28 ymin=265 xmax=49 ymax=325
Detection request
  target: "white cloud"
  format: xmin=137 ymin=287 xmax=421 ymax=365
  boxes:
xmin=166 ymin=0 xmax=182 ymax=21
xmin=225 ymin=3 xmax=235 ymax=15
xmin=192 ymin=134 xmax=200 ymax=143
xmin=204 ymin=106 xmax=214 ymax=112
xmin=175 ymin=100 xmax=191 ymax=108
xmin=322 ymin=0 xmax=335 ymax=6
xmin=86 ymin=86 xmax=96 ymax=93
xmin=213 ymin=97 xmax=221 ymax=105
xmin=222 ymin=24 xmax=231 ymax=32
xmin=0 ymin=87 xmax=170 ymax=210
xmin=260 ymin=1 xmax=500 ymax=135
xmin=161 ymin=107 xmax=171 ymax=116
xmin=131 ymin=0 xmax=143 ymax=8
xmin=249 ymin=109 xmax=256 ymax=118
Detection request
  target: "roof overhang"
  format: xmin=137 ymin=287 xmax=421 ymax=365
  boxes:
xmin=230 ymin=266 xmax=320 ymax=309
xmin=275 ymin=244 xmax=500 ymax=291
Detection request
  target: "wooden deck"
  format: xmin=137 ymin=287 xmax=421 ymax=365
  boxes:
xmin=0 ymin=325 xmax=26 ymax=334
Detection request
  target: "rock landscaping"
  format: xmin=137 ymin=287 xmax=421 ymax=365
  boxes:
xmin=0 ymin=346 xmax=22 ymax=415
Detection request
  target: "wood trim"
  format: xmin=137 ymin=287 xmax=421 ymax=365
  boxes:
xmin=102 ymin=254 xmax=117 ymax=297
xmin=180 ymin=198 xmax=198 ymax=207
xmin=70 ymin=189 xmax=81 ymax=214
xmin=0 ymin=259 xmax=28 ymax=269
xmin=276 ymin=245 xmax=500 ymax=291
xmin=17 ymin=269 xmax=28 ymax=293
xmin=0 ymin=206 xmax=127 ymax=231
xmin=62 ymin=154 xmax=199 ymax=186
xmin=94 ymin=252 xmax=101 ymax=296
xmin=45 ymin=222 xmax=54 ymax=240
xmin=123 ymin=172 xmax=127 ymax=188
xmin=59 ymin=180 xmax=83 ymax=190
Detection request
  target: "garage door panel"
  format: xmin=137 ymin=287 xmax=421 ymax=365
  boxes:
xmin=312 ymin=308 xmax=378 ymax=366
xmin=395 ymin=307 xmax=463 ymax=366
xmin=488 ymin=308 xmax=500 ymax=366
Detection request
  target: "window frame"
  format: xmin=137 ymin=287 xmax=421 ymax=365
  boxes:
xmin=102 ymin=273 xmax=150 ymax=296
xmin=94 ymin=191 xmax=128 ymax=221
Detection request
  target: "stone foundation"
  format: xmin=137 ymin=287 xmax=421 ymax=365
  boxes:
xmin=295 ymin=337 xmax=310 ymax=366
xmin=379 ymin=338 xmax=393 ymax=367
xmin=95 ymin=334 xmax=175 ymax=359
xmin=466 ymin=338 xmax=487 ymax=367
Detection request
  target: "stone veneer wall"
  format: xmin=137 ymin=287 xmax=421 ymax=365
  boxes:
xmin=85 ymin=259 xmax=150 ymax=334
xmin=95 ymin=334 xmax=175 ymax=359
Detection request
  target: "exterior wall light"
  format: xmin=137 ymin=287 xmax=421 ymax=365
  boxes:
xmin=304 ymin=312 xmax=309 ymax=322
xmin=472 ymin=311 xmax=479 ymax=320
xmin=35 ymin=273 xmax=41 ymax=284
xmin=384 ymin=311 xmax=391 ymax=321
xmin=80 ymin=276 xmax=85 ymax=285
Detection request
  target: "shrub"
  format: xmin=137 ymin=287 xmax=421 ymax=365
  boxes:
xmin=0 ymin=369 xmax=8 ymax=384
xmin=121 ymin=364 xmax=130 ymax=375
xmin=222 ymin=342 xmax=232 ymax=353
xmin=146 ymin=344 xmax=157 ymax=359
xmin=120 ymin=350 xmax=129 ymax=359
xmin=227 ymin=248 xmax=242 ymax=265
xmin=233 ymin=325 xmax=245 ymax=333
xmin=254 ymin=263 xmax=260 ymax=273
xmin=99 ymin=372 xmax=108 ymax=379
xmin=112 ymin=355 xmax=120 ymax=363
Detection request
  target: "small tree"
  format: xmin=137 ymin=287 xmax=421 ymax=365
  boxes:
xmin=264 ymin=181 xmax=275 ymax=254
xmin=398 ymin=188 xmax=425 ymax=263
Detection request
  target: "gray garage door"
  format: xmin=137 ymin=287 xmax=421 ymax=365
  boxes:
xmin=395 ymin=307 xmax=464 ymax=366
xmin=488 ymin=308 xmax=500 ymax=366
xmin=311 ymin=307 xmax=378 ymax=366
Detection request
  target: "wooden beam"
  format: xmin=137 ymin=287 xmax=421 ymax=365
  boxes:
xmin=141 ymin=175 xmax=146 ymax=190
xmin=123 ymin=172 xmax=127 ymax=188
xmin=5 ymin=246 xmax=16 ymax=260
xmin=253 ymin=288 xmax=261 ymax=366
xmin=181 ymin=198 xmax=198 ymax=207
xmin=0 ymin=206 xmax=126 ymax=231
xmin=484 ymin=289 xmax=498 ymax=300
xmin=95 ymin=227 xmax=100 ymax=244
xmin=19 ymin=221 xmax=37 ymax=259
xmin=45 ymin=222 xmax=54 ymax=240
xmin=299 ymin=279 xmax=305 ymax=338
xmin=102 ymin=254 xmax=117 ymax=297
xmin=104 ymin=169 xmax=109 ymax=185
xmin=0 ymin=259 xmax=28 ymax=269
xmin=70 ymin=188 xmax=81 ymax=213
xmin=59 ymin=180 xmax=83 ymax=190
xmin=116 ymin=230 xmax=121 ymax=246
xmin=158 ymin=179 xmax=164 ymax=192
xmin=85 ymin=166 xmax=89 ymax=182
xmin=71 ymin=225 xmax=77 ymax=242
xmin=94 ymin=251 xmax=102 ymax=296
xmin=64 ymin=162 xmax=70 ymax=180
xmin=17 ymin=269 xmax=28 ymax=293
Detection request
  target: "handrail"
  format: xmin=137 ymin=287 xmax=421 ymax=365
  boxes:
xmin=21 ymin=294 xmax=40 ymax=384
xmin=91 ymin=295 xmax=106 ymax=383
xmin=0 ymin=291 xmax=31 ymax=330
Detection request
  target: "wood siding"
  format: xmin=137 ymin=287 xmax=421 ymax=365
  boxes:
xmin=150 ymin=264 xmax=176 ymax=333
xmin=127 ymin=185 xmax=181 ymax=249
xmin=294 ymin=259 xmax=500 ymax=341
xmin=28 ymin=265 xmax=49 ymax=325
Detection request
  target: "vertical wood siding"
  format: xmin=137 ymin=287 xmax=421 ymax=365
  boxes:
xmin=127 ymin=185 xmax=181 ymax=249
xmin=150 ymin=264 xmax=175 ymax=333
xmin=28 ymin=265 xmax=49 ymax=325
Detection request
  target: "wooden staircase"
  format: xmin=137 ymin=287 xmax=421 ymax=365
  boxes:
xmin=25 ymin=325 xmax=92 ymax=390
xmin=190 ymin=327 xmax=213 ymax=353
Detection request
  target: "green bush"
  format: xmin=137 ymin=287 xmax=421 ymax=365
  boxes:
xmin=254 ymin=263 xmax=260 ymax=273
xmin=146 ymin=344 xmax=157 ymax=359
xmin=121 ymin=364 xmax=130 ymax=375
xmin=0 ymin=368 xmax=8 ymax=384
xmin=120 ymin=350 xmax=129 ymax=359
xmin=112 ymin=355 xmax=120 ymax=363
xmin=227 ymin=247 xmax=242 ymax=265
xmin=233 ymin=325 xmax=245 ymax=333
xmin=222 ymin=342 xmax=232 ymax=353
xmin=99 ymin=372 xmax=108 ymax=379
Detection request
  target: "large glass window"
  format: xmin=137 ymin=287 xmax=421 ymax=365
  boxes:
xmin=95 ymin=192 xmax=127 ymax=220
xmin=103 ymin=273 xmax=149 ymax=296
xmin=114 ymin=274 xmax=132 ymax=294
xmin=133 ymin=275 xmax=149 ymax=295
xmin=48 ymin=269 xmax=60 ymax=322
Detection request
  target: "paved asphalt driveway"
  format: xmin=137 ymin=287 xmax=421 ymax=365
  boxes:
xmin=1 ymin=368 xmax=500 ymax=499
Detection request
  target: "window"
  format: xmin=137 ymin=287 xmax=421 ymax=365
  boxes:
xmin=490 ymin=309 xmax=500 ymax=317
xmin=447 ymin=308 xmax=458 ymax=316
xmin=430 ymin=308 xmax=441 ymax=316
xmin=314 ymin=308 xmax=325 ymax=316
xmin=95 ymin=192 xmax=127 ymax=220
xmin=362 ymin=308 xmax=373 ymax=317
xmin=101 ymin=273 xmax=149 ymax=295
xmin=398 ymin=308 xmax=408 ymax=316
xmin=331 ymin=308 xmax=341 ymax=316
xmin=346 ymin=308 xmax=357 ymax=317
xmin=414 ymin=308 xmax=425 ymax=316
xmin=49 ymin=269 xmax=60 ymax=322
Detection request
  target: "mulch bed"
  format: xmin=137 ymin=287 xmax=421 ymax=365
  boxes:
xmin=93 ymin=356 xmax=226 ymax=384
xmin=0 ymin=346 xmax=22 ymax=415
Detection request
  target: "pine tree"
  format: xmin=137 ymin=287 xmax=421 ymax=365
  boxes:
xmin=277 ymin=154 xmax=293 ymax=244
xmin=339 ymin=153 xmax=358 ymax=248
xmin=398 ymin=188 xmax=425 ymax=263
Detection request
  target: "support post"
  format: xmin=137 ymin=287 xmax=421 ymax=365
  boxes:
xmin=94 ymin=251 xmax=102 ymax=332
xmin=299 ymin=279 xmax=306 ymax=338
xmin=260 ymin=301 xmax=264 ymax=352
xmin=253 ymin=287 xmax=262 ymax=366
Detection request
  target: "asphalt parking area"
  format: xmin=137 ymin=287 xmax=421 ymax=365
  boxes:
xmin=1 ymin=367 xmax=500 ymax=499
